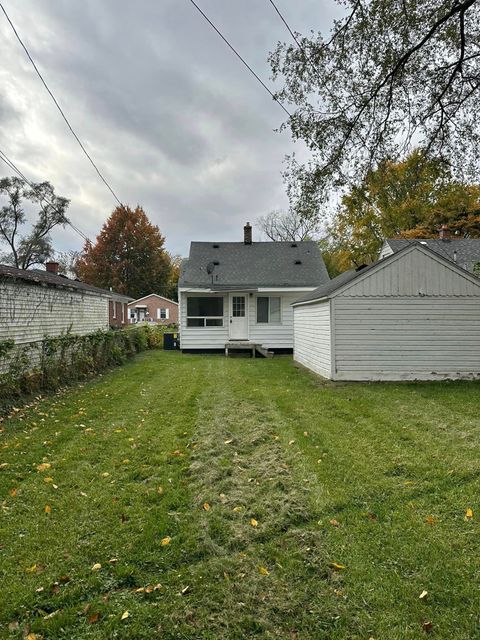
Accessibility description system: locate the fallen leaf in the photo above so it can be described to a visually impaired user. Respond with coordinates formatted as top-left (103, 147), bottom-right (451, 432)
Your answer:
top-left (44, 477), bottom-right (54, 483)
top-left (121, 611), bottom-right (129, 620)
top-left (422, 620), bottom-right (433, 633)
top-left (26, 634), bottom-right (39, 640)
top-left (259, 566), bottom-right (269, 575)
top-left (44, 505), bottom-right (51, 515)
top-left (465, 507), bottom-right (473, 520)
top-left (170, 450), bottom-right (184, 457)
top-left (101, 472), bottom-right (110, 478)
top-left (425, 515), bottom-right (435, 525)
top-left (87, 612), bottom-right (100, 624)
top-left (367, 512), bottom-right (377, 521)
top-left (161, 536), bottom-right (171, 546)
top-left (419, 590), bottom-right (428, 599)
top-left (203, 502), bottom-right (210, 511)
top-left (181, 585), bottom-right (190, 594)
top-left (35, 586), bottom-right (44, 593)
top-left (25, 564), bottom-right (37, 573)
top-left (233, 506), bottom-right (243, 512)
top-left (109, 557), bottom-right (118, 563)
top-left (288, 440), bottom-right (295, 445)
top-left (224, 439), bottom-right (233, 444)
top-left (37, 463), bottom-right (51, 472)
top-left (157, 486), bottom-right (163, 495)
top-left (329, 519), bottom-right (340, 527)
top-left (91, 563), bottom-right (102, 571)
top-left (330, 562), bottom-right (346, 570)
top-left (145, 584), bottom-right (154, 593)
top-left (250, 518), bottom-right (258, 527)
top-left (8, 621), bottom-right (19, 631)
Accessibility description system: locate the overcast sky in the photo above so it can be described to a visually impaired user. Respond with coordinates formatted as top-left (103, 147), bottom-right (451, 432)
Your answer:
top-left (0, 0), bottom-right (338, 257)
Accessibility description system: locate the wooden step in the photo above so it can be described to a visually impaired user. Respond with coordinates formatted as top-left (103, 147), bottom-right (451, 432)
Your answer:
top-left (255, 344), bottom-right (274, 359)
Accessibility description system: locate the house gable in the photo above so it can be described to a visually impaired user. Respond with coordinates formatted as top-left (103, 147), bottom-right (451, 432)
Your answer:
top-left (335, 244), bottom-right (480, 298)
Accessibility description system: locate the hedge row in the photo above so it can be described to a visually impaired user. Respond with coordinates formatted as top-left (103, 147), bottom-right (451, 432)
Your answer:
top-left (0, 325), bottom-right (165, 411)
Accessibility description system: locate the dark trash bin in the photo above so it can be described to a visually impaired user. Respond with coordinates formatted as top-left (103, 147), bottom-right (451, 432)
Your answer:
top-left (163, 332), bottom-right (180, 350)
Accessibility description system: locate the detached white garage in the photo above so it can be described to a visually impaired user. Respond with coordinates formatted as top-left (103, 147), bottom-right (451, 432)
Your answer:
top-left (293, 243), bottom-right (480, 381)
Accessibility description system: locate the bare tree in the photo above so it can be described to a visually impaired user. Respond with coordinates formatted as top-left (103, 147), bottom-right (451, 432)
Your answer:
top-left (257, 209), bottom-right (320, 241)
top-left (0, 177), bottom-right (69, 269)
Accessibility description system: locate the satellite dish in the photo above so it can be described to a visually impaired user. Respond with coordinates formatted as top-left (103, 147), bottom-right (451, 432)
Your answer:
top-left (206, 262), bottom-right (215, 275)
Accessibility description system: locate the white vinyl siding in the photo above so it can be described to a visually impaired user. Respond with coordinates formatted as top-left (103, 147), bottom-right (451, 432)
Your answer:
top-left (334, 298), bottom-right (480, 381)
top-left (293, 300), bottom-right (331, 378)
top-left (249, 292), bottom-right (301, 349)
top-left (0, 280), bottom-right (109, 346)
top-left (180, 293), bottom-right (229, 348)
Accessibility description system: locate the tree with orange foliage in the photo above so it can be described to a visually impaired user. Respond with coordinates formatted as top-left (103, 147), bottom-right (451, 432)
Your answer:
top-left (76, 205), bottom-right (172, 299)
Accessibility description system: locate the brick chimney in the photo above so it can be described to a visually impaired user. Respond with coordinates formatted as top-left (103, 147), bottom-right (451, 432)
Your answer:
top-left (439, 225), bottom-right (450, 241)
top-left (244, 222), bottom-right (252, 245)
top-left (45, 261), bottom-right (59, 275)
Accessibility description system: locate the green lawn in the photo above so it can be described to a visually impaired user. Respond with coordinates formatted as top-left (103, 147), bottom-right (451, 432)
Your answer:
top-left (1, 351), bottom-right (479, 639)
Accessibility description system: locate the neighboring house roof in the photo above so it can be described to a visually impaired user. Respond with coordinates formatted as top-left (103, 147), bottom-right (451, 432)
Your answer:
top-left (0, 264), bottom-right (132, 301)
top-left (383, 238), bottom-right (480, 272)
top-left (293, 242), bottom-right (480, 305)
top-left (128, 293), bottom-right (178, 305)
top-left (179, 241), bottom-right (329, 288)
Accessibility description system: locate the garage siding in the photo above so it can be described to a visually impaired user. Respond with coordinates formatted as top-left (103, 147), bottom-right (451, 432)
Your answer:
top-left (334, 297), bottom-right (480, 380)
top-left (293, 300), bottom-right (331, 378)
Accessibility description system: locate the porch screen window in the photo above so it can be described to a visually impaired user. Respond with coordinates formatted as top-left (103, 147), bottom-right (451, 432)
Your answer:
top-left (256, 296), bottom-right (281, 323)
top-left (187, 297), bottom-right (223, 327)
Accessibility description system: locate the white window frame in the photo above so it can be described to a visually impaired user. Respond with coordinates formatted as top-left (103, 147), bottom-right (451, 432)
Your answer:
top-left (186, 296), bottom-right (224, 328)
top-left (255, 296), bottom-right (282, 324)
top-left (158, 308), bottom-right (168, 320)
top-left (112, 300), bottom-right (117, 319)
top-left (121, 303), bottom-right (125, 323)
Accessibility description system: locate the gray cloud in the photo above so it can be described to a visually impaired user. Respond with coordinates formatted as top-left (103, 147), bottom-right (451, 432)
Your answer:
top-left (0, 0), bottom-right (335, 256)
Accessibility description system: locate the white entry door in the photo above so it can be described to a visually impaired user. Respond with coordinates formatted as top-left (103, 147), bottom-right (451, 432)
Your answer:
top-left (229, 295), bottom-right (248, 339)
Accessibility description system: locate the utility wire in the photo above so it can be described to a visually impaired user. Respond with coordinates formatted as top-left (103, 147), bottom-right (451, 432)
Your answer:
top-left (268, 0), bottom-right (303, 50)
top-left (0, 2), bottom-right (123, 207)
top-left (187, 0), bottom-right (293, 119)
top-left (0, 148), bottom-right (91, 243)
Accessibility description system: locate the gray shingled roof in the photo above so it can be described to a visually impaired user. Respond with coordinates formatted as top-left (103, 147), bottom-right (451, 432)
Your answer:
top-left (0, 264), bottom-right (132, 300)
top-left (179, 241), bottom-right (329, 288)
top-left (386, 238), bottom-right (480, 272)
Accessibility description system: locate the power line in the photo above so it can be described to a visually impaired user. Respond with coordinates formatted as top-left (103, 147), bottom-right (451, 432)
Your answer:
top-left (0, 2), bottom-right (123, 207)
top-left (268, 0), bottom-right (303, 51)
top-left (187, 0), bottom-right (293, 120)
top-left (0, 148), bottom-right (91, 244)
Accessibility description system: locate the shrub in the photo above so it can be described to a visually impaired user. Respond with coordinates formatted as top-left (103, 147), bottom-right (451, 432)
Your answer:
top-left (0, 325), bottom-right (164, 413)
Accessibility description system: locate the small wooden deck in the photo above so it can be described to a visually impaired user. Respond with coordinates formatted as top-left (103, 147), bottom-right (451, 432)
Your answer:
top-left (225, 341), bottom-right (274, 358)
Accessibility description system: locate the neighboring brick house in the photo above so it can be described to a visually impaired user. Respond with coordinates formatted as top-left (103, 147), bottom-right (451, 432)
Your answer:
top-left (128, 294), bottom-right (178, 325)
top-left (108, 292), bottom-right (133, 328)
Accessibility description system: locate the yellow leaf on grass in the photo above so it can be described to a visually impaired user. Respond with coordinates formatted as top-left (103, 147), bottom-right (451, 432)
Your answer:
top-left (203, 502), bottom-right (210, 511)
top-left (101, 472), bottom-right (110, 478)
top-left (44, 477), bottom-right (54, 483)
top-left (330, 562), bottom-right (346, 570)
top-left (44, 505), bottom-right (51, 514)
top-left (161, 536), bottom-right (171, 546)
top-left (121, 611), bottom-right (129, 620)
top-left (26, 634), bottom-right (39, 640)
top-left (157, 486), bottom-right (163, 495)
top-left (329, 519), bottom-right (340, 527)
top-left (250, 518), bottom-right (258, 527)
top-left (233, 506), bottom-right (243, 512)
top-left (91, 563), bottom-right (102, 571)
top-left (9, 488), bottom-right (17, 497)
top-left (425, 515), bottom-right (435, 525)
top-left (25, 564), bottom-right (37, 573)
top-left (37, 463), bottom-right (51, 472)
top-left (465, 508), bottom-right (473, 519)
top-left (419, 590), bottom-right (428, 599)
top-left (259, 566), bottom-right (269, 576)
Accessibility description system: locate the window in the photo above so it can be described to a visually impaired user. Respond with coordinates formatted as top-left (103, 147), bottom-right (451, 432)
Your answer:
top-left (187, 296), bottom-right (223, 327)
top-left (256, 296), bottom-right (281, 323)
top-left (112, 300), bottom-right (116, 319)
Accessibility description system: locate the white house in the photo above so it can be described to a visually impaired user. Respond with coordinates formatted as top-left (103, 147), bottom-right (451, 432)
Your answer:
top-left (0, 262), bottom-right (131, 349)
top-left (293, 243), bottom-right (480, 381)
top-left (178, 223), bottom-right (330, 354)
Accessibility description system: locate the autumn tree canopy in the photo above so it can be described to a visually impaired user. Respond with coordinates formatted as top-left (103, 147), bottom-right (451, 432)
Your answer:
top-left (328, 150), bottom-right (480, 267)
top-left (76, 206), bottom-right (172, 299)
top-left (270, 0), bottom-right (480, 218)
